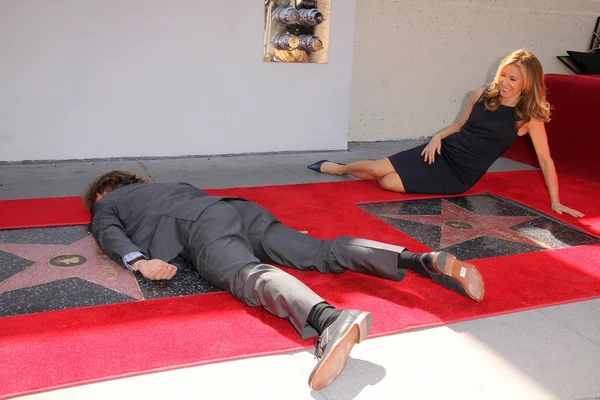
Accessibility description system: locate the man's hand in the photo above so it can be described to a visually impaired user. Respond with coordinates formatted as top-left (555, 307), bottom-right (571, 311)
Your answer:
top-left (134, 259), bottom-right (177, 280)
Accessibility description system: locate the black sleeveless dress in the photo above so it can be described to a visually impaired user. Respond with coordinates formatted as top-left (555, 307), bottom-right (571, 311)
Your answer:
top-left (388, 101), bottom-right (519, 194)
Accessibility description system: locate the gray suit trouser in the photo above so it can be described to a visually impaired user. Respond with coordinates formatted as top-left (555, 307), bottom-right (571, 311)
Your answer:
top-left (181, 199), bottom-right (408, 339)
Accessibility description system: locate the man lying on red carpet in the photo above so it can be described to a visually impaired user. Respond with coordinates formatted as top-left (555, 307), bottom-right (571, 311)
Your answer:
top-left (84, 170), bottom-right (485, 391)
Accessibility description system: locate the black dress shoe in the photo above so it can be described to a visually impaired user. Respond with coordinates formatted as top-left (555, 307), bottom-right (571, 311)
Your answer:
top-left (307, 160), bottom-right (345, 173)
top-left (419, 252), bottom-right (485, 302)
top-left (308, 309), bottom-right (372, 390)
top-left (307, 159), bottom-right (328, 173)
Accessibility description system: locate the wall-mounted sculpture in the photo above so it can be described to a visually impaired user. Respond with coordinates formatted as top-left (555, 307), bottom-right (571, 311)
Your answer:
top-left (263, 0), bottom-right (331, 64)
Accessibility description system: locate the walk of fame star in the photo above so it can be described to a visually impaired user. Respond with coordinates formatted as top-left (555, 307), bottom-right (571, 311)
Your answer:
top-left (0, 235), bottom-right (143, 299)
top-left (359, 194), bottom-right (600, 261)
top-left (380, 200), bottom-right (549, 250)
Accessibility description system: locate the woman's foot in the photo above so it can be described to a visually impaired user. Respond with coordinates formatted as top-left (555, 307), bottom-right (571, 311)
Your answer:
top-left (307, 160), bottom-right (345, 175)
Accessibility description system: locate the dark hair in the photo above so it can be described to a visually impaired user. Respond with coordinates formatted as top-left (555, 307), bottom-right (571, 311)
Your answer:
top-left (82, 170), bottom-right (147, 210)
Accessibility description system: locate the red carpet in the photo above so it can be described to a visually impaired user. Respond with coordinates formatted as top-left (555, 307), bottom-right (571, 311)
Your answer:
top-left (1, 170), bottom-right (600, 399)
top-left (0, 196), bottom-right (91, 229)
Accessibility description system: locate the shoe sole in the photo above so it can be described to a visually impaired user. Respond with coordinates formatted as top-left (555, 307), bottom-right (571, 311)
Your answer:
top-left (308, 311), bottom-right (373, 391)
top-left (433, 252), bottom-right (485, 302)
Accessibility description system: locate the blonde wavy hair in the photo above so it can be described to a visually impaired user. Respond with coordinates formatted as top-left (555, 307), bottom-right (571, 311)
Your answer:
top-left (483, 49), bottom-right (551, 127)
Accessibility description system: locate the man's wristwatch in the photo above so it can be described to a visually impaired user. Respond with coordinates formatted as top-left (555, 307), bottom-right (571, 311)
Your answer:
top-left (126, 255), bottom-right (147, 271)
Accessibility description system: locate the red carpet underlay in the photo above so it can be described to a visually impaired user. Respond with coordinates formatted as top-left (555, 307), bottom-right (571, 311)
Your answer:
top-left (1, 170), bottom-right (599, 399)
top-left (502, 74), bottom-right (600, 184)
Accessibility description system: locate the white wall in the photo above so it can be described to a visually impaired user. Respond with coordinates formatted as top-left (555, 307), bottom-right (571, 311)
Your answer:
top-left (349, 0), bottom-right (600, 141)
top-left (0, 0), bottom-right (356, 162)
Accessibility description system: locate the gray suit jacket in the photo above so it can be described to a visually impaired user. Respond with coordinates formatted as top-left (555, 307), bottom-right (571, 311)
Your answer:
top-left (91, 182), bottom-right (229, 267)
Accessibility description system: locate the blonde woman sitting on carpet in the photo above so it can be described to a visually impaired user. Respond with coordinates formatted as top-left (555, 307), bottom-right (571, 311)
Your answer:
top-left (308, 49), bottom-right (583, 218)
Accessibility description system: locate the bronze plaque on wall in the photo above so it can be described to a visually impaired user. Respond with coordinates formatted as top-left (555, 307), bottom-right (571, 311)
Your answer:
top-left (263, 0), bottom-right (331, 64)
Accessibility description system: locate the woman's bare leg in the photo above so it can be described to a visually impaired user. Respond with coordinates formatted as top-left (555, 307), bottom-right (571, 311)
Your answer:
top-left (320, 158), bottom-right (396, 181)
top-left (377, 172), bottom-right (406, 193)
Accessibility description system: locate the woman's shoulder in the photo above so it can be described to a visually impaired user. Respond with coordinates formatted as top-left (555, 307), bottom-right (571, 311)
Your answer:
top-left (470, 87), bottom-right (486, 103)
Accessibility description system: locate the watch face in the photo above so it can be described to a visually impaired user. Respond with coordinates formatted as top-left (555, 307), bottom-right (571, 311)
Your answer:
top-left (298, 35), bottom-right (323, 52)
top-left (288, 36), bottom-right (300, 48)
top-left (274, 33), bottom-right (300, 50)
top-left (311, 39), bottom-right (323, 51)
top-left (273, 7), bottom-right (300, 24)
top-left (299, 9), bottom-right (323, 25)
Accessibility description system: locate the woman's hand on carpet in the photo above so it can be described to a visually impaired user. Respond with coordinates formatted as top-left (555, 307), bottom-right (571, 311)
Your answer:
top-left (551, 203), bottom-right (585, 218)
top-left (136, 259), bottom-right (178, 280)
top-left (422, 135), bottom-right (442, 164)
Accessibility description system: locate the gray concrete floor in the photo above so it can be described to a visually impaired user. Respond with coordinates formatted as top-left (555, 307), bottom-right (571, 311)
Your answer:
top-left (2, 141), bottom-right (599, 400)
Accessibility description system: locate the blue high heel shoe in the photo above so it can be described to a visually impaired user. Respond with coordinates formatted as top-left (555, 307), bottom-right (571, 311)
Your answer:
top-left (307, 160), bottom-right (345, 173)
